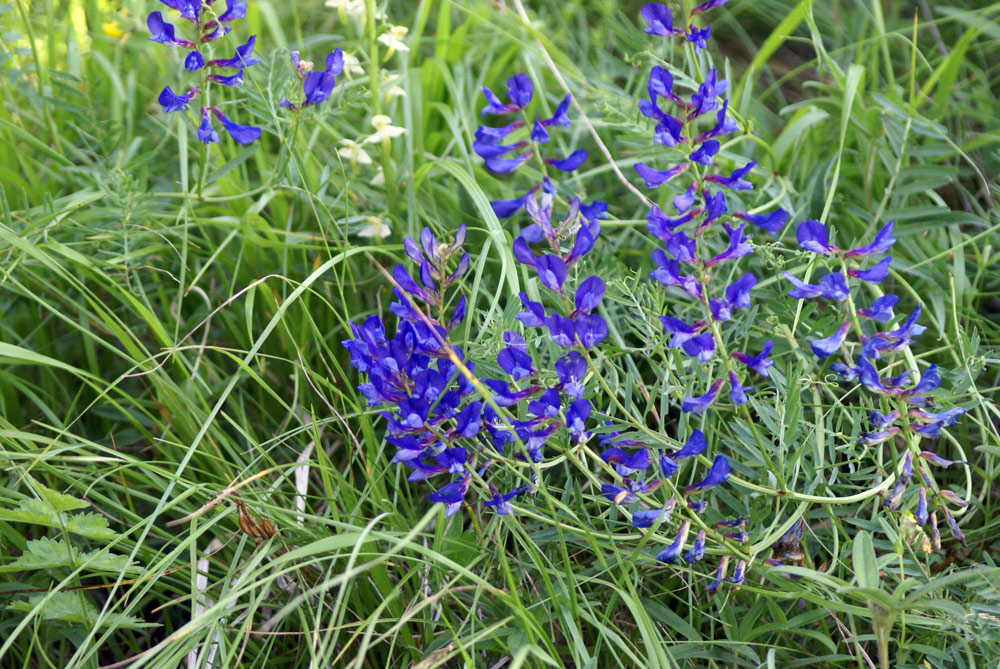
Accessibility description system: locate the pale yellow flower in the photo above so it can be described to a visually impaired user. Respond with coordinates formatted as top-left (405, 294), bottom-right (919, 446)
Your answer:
top-left (338, 139), bottom-right (373, 166)
top-left (342, 53), bottom-right (364, 76)
top-left (363, 115), bottom-right (407, 144)
top-left (369, 167), bottom-right (385, 186)
top-left (324, 0), bottom-right (365, 17)
top-left (357, 217), bottom-right (391, 239)
top-left (378, 25), bottom-right (410, 53)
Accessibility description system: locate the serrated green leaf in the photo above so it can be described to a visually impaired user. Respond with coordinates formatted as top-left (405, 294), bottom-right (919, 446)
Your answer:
top-left (30, 477), bottom-right (88, 513)
top-left (0, 499), bottom-right (62, 528)
top-left (6, 537), bottom-right (76, 571)
top-left (8, 592), bottom-right (154, 629)
top-left (65, 512), bottom-right (116, 540)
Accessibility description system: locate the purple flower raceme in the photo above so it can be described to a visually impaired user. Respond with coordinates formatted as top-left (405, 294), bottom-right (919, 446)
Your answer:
top-left (147, 0), bottom-right (261, 145)
top-left (477, 74), bottom-right (584, 179)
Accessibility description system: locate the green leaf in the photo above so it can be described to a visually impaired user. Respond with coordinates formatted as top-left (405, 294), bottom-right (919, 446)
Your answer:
top-left (65, 512), bottom-right (117, 540)
top-left (853, 531), bottom-right (879, 590)
top-left (8, 592), bottom-right (153, 629)
top-left (6, 537), bottom-right (76, 571)
top-left (31, 478), bottom-right (89, 513)
top-left (0, 499), bottom-right (61, 528)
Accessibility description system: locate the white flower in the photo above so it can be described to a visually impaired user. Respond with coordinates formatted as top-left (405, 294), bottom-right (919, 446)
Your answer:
top-left (357, 217), bottom-right (391, 239)
top-left (338, 139), bottom-right (373, 165)
top-left (385, 85), bottom-right (407, 100)
top-left (378, 25), bottom-right (410, 52)
top-left (369, 167), bottom-right (385, 186)
top-left (324, 0), bottom-right (365, 17)
top-left (363, 114), bottom-right (407, 144)
top-left (342, 52), bottom-right (364, 75)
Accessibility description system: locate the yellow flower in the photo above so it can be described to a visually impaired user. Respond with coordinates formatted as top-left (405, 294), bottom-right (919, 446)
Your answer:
top-left (102, 21), bottom-right (125, 39)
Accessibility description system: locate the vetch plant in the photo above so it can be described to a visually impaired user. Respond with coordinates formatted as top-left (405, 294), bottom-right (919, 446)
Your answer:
top-left (148, 0), bottom-right (262, 146)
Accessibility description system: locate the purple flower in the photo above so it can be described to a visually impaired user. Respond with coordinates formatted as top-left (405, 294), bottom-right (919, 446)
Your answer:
top-left (845, 221), bottom-right (896, 257)
top-left (654, 114), bottom-right (686, 147)
top-left (646, 205), bottom-right (697, 241)
top-left (530, 120), bottom-right (549, 143)
top-left (602, 483), bottom-right (637, 505)
top-left (858, 294), bottom-right (898, 322)
top-left (497, 346), bottom-right (534, 381)
top-left (555, 352), bottom-right (587, 398)
top-left (516, 292), bottom-right (547, 327)
top-left (184, 51), bottom-right (204, 72)
top-left (690, 68), bottom-right (728, 118)
top-left (709, 273), bottom-right (756, 321)
top-left (684, 529), bottom-right (707, 563)
top-left (684, 455), bottom-right (731, 493)
top-left (484, 484), bottom-right (519, 515)
top-left (641, 3), bottom-right (683, 36)
top-left (485, 153), bottom-right (532, 173)
top-left (691, 0), bottom-right (730, 15)
top-left (672, 429), bottom-right (707, 460)
top-left (705, 161), bottom-right (755, 191)
top-left (782, 272), bottom-right (849, 301)
top-left (810, 321), bottom-right (850, 359)
top-left (197, 107), bottom-right (219, 144)
top-left (686, 24), bottom-right (712, 52)
top-left (651, 251), bottom-right (703, 298)
top-left (735, 209), bottom-right (788, 235)
top-left (796, 220), bottom-right (838, 254)
top-left (659, 316), bottom-right (706, 349)
top-left (634, 162), bottom-right (689, 188)
top-left (707, 556), bottom-right (730, 594)
top-left (541, 95), bottom-right (572, 127)
top-left (642, 66), bottom-right (685, 112)
top-left (632, 505), bottom-right (674, 529)
top-left (207, 35), bottom-right (260, 69)
top-left (705, 223), bottom-right (752, 267)
top-left (848, 257), bottom-right (891, 283)
top-left (728, 371), bottom-right (752, 404)
top-left (575, 276), bottom-right (605, 314)
top-left (576, 314), bottom-right (609, 348)
top-left (689, 139), bottom-right (720, 165)
top-left (701, 189), bottom-right (727, 228)
top-left (674, 184), bottom-right (697, 213)
top-left (207, 69), bottom-right (244, 87)
top-left (535, 254), bottom-right (568, 292)
top-left (481, 73), bottom-right (533, 115)
top-left (694, 99), bottom-right (738, 143)
top-left (915, 487), bottom-right (928, 526)
top-left (731, 340), bottom-right (774, 377)
top-left (681, 379), bottom-right (724, 414)
top-left (147, 12), bottom-right (196, 48)
top-left (920, 450), bottom-right (968, 469)
top-left (216, 0), bottom-right (247, 23)
top-left (157, 86), bottom-right (197, 113)
top-left (565, 399), bottom-right (591, 442)
top-left (655, 521), bottom-right (691, 564)
top-left (490, 190), bottom-right (532, 218)
top-left (429, 476), bottom-right (471, 517)
top-left (545, 149), bottom-right (588, 172)
top-left (210, 107), bottom-right (261, 145)
top-left (602, 448), bottom-right (651, 476)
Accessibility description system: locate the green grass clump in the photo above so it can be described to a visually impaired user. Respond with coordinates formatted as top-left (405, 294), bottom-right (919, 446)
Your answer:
top-left (1, 1), bottom-right (999, 667)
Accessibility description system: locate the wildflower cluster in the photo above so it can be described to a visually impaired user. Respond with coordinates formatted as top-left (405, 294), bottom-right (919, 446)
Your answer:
top-left (147, 0), bottom-right (262, 145)
top-left (341, 0), bottom-right (974, 595)
top-left (783, 218), bottom-right (971, 551)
